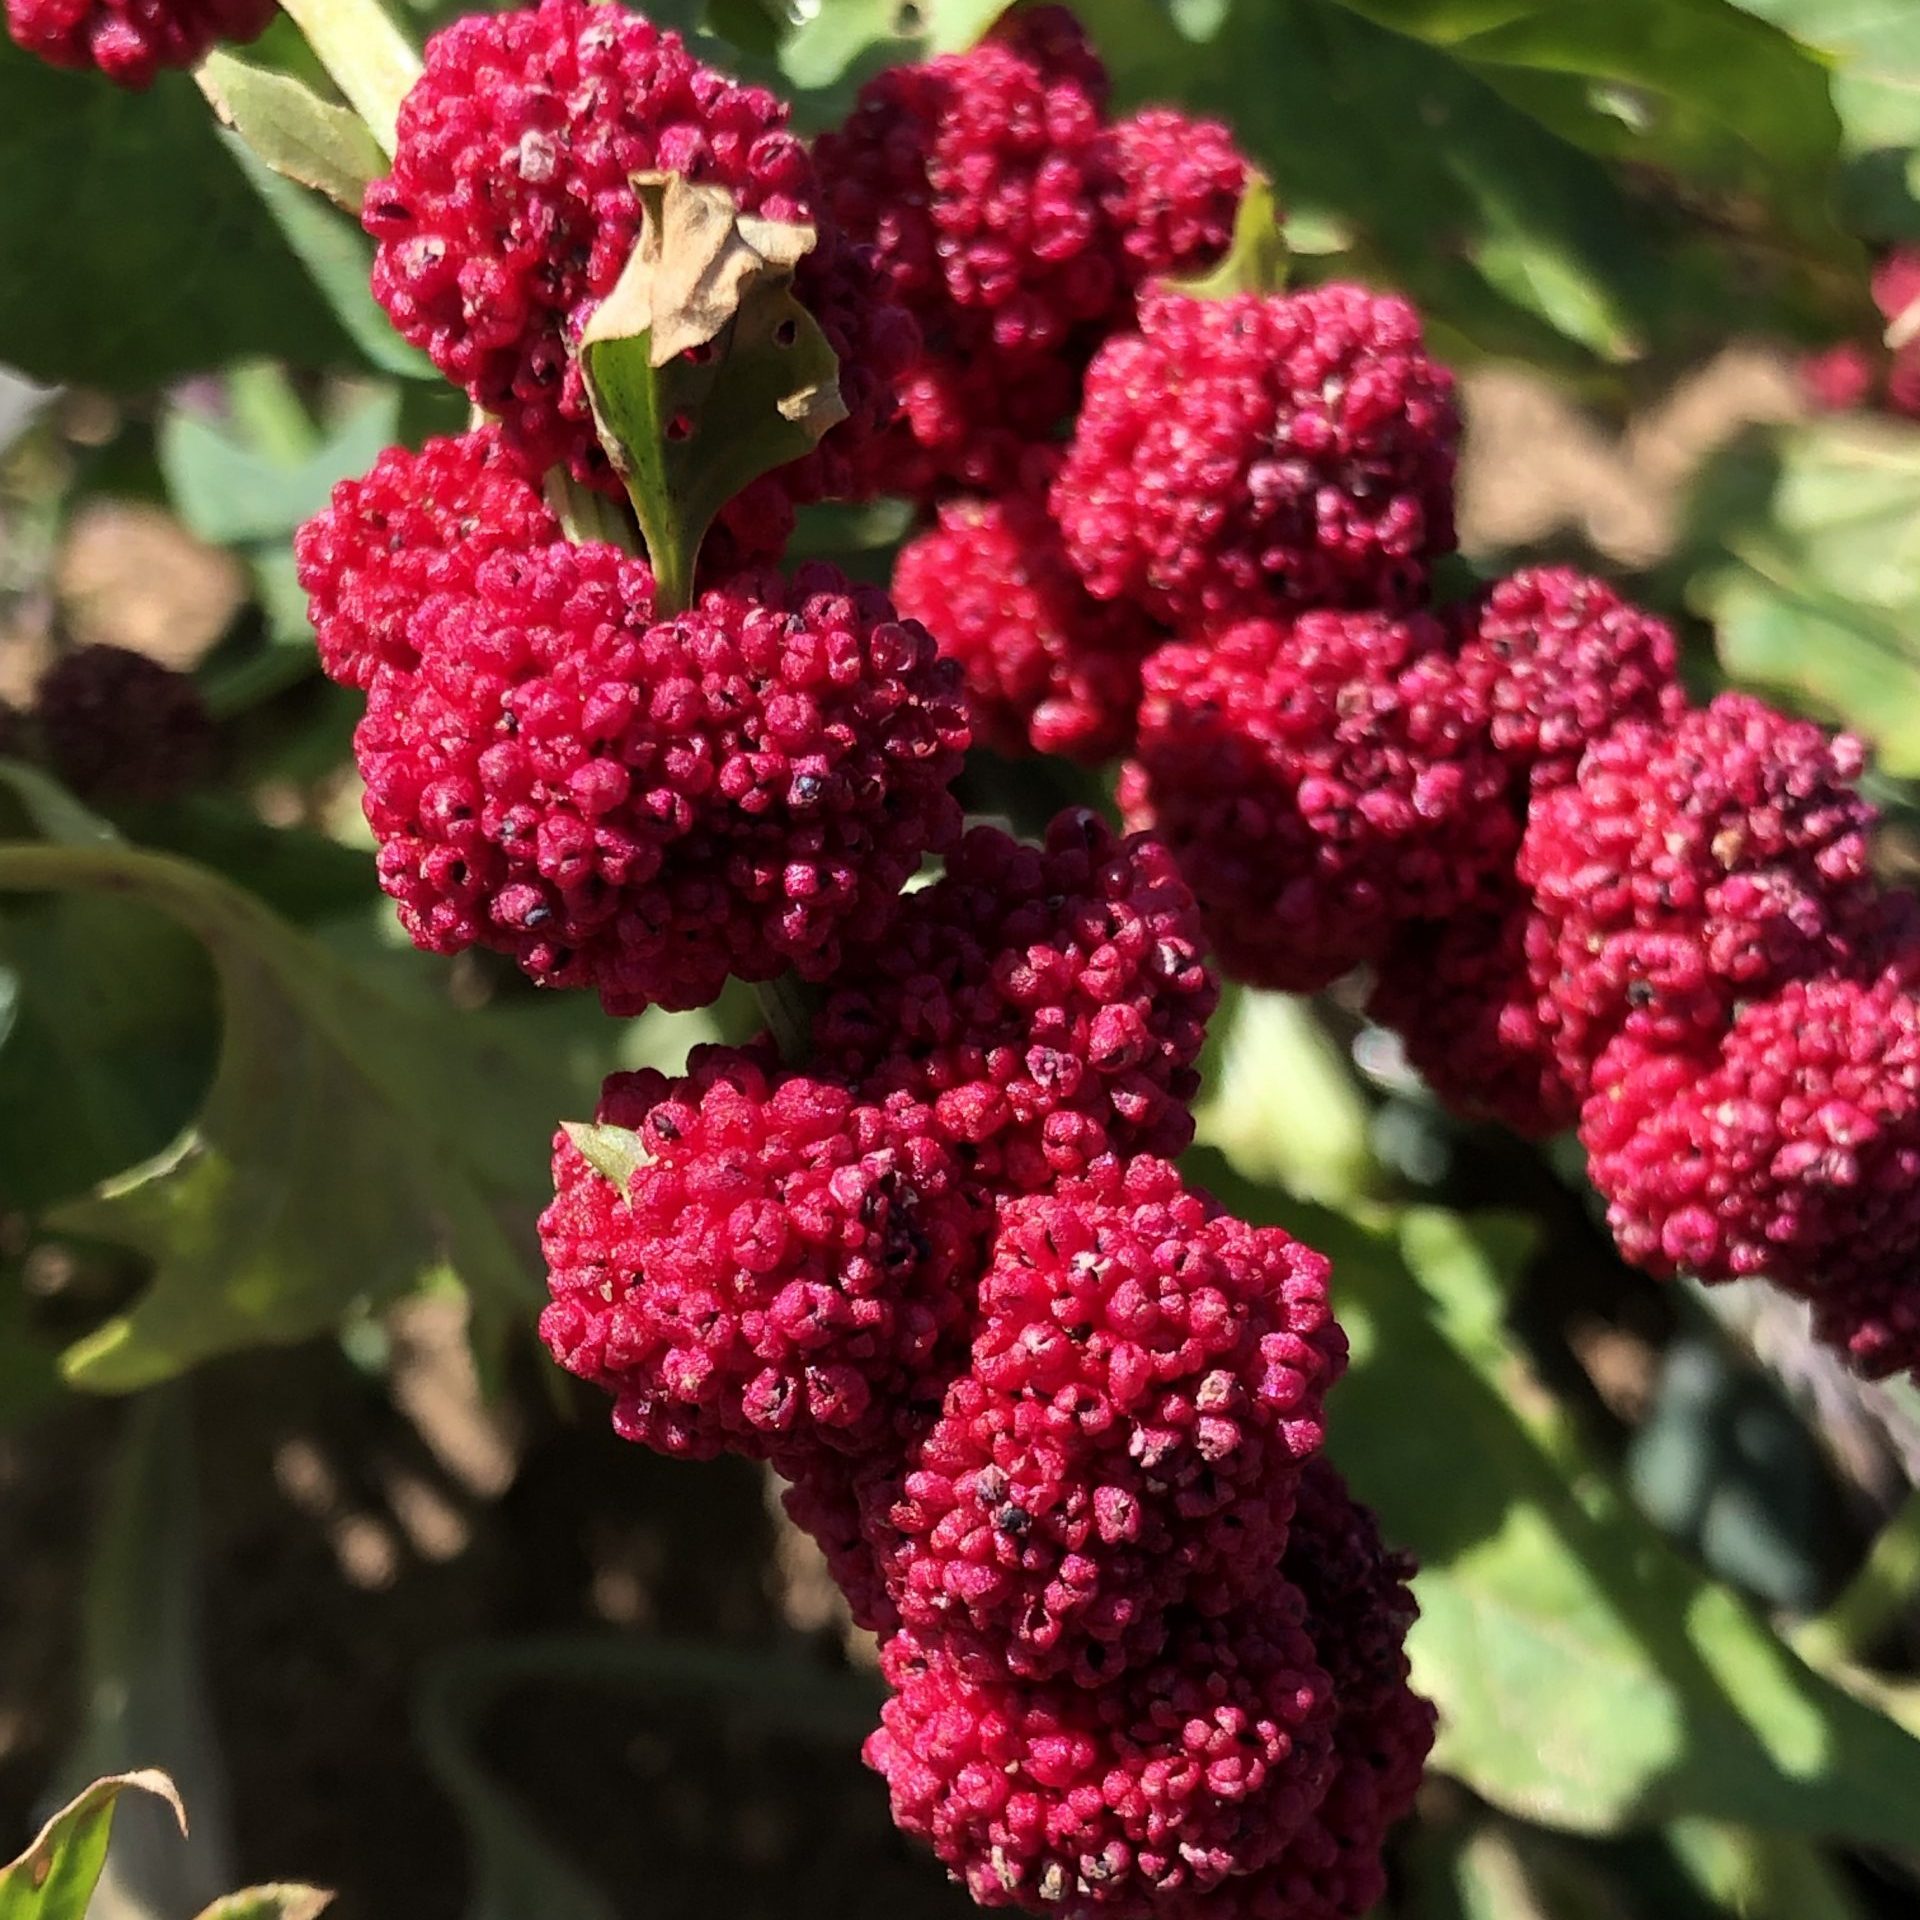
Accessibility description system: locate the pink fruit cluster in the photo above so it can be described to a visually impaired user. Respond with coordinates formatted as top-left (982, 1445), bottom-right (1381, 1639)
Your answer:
top-left (287, 12), bottom-right (1435, 1914)
top-left (1803, 248), bottom-right (1920, 418)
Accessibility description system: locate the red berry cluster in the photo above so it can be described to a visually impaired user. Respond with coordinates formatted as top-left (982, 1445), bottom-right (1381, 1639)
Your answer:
top-left (814, 6), bottom-right (1248, 500)
top-left (289, 15), bottom-right (1435, 1910)
top-left (865, 82), bottom-right (1920, 1374)
top-left (0, 644), bottom-right (213, 802)
top-left (5, 0), bottom-right (271, 86)
top-left (538, 824), bottom-right (1434, 1916)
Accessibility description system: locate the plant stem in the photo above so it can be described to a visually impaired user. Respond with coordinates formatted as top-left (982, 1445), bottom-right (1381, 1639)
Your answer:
top-left (275, 0), bottom-right (421, 157)
top-left (1796, 1486), bottom-right (1920, 1667)
top-left (753, 975), bottom-right (813, 1068)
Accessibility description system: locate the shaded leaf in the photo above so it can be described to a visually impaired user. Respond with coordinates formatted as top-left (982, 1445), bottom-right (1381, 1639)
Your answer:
top-left (196, 51), bottom-right (386, 209)
top-left (60, 1388), bottom-right (235, 1914)
top-left (0, 824), bottom-right (586, 1390)
top-left (0, 40), bottom-right (357, 387)
top-left (0, 766), bottom-right (220, 1213)
top-left (415, 1637), bottom-right (879, 1920)
top-left (0, 1773), bottom-right (184, 1920)
top-left (1189, 1150), bottom-right (1920, 1841)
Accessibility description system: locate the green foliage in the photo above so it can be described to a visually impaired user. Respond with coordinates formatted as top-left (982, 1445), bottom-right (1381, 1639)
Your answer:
top-left (0, 1773), bottom-right (184, 1920)
top-left (0, 39), bottom-right (363, 386)
top-left (1190, 1153), bottom-right (1920, 1845)
top-left (579, 174), bottom-right (846, 609)
top-left (197, 50), bottom-right (388, 209)
top-left (1677, 416), bottom-right (1920, 775)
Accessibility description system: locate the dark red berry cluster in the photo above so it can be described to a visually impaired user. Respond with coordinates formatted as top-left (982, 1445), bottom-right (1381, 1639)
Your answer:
top-left (288, 15), bottom-right (1435, 1911)
top-left (5, 0), bottom-right (271, 86)
top-left (0, 644), bottom-right (213, 802)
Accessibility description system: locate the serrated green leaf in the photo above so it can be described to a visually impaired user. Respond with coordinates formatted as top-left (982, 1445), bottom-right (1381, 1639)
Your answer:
top-left (0, 39), bottom-right (359, 387)
top-left (581, 174), bottom-right (845, 611)
top-left (0, 1773), bottom-right (184, 1920)
top-left (196, 51), bottom-right (387, 209)
top-left (1188, 1151), bottom-right (1920, 1842)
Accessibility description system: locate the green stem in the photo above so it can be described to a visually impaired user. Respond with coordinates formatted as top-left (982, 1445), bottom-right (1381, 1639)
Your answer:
top-left (1796, 1486), bottom-right (1920, 1667)
top-left (753, 975), bottom-right (813, 1068)
top-left (275, 0), bottom-right (421, 157)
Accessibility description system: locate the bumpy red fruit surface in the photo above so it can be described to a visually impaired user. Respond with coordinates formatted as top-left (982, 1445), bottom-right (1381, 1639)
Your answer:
top-left (356, 549), bottom-right (968, 1012)
top-left (1098, 106), bottom-right (1248, 285)
top-left (866, 1597), bottom-right (1337, 1916)
top-left (1054, 285), bottom-right (1459, 625)
top-left (35, 645), bottom-right (213, 802)
top-left (865, 1155), bottom-right (1345, 1683)
top-left (6, 0), bottom-right (272, 86)
top-left (1162, 1462), bottom-right (1435, 1920)
top-left (1370, 897), bottom-right (1579, 1137)
top-left (540, 1044), bottom-right (987, 1459)
top-left (892, 459), bottom-right (1160, 763)
top-left (1520, 694), bottom-right (1881, 1084)
top-left (810, 810), bottom-right (1218, 1188)
top-left (1583, 971), bottom-right (1920, 1377)
top-left (1123, 611), bottom-right (1513, 994)
top-left (362, 0), bottom-right (909, 542)
top-left (1449, 567), bottom-right (1684, 795)
top-left (814, 8), bottom-right (1119, 498)
top-left (295, 427), bottom-right (559, 690)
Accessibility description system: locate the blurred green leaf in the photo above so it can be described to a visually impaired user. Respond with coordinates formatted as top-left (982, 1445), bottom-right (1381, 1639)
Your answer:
top-left (0, 810), bottom-right (591, 1389)
top-left (0, 1773), bottom-right (184, 1920)
top-left (1190, 1152), bottom-right (1920, 1842)
top-left (1727, 1), bottom-right (1920, 234)
top-left (61, 1387), bottom-right (235, 1915)
top-left (0, 766), bottom-right (220, 1213)
top-left (1666, 1819), bottom-right (1868, 1920)
top-left (0, 41), bottom-right (359, 387)
top-left (193, 1889), bottom-right (333, 1920)
top-left (1679, 417), bottom-right (1920, 775)
top-left (0, 1269), bottom-right (61, 1432)
top-left (110, 800), bottom-right (377, 927)
top-left (1192, 988), bottom-right (1377, 1204)
top-left (780, 0), bottom-right (1010, 90)
top-left (159, 383), bottom-right (398, 549)
top-left (219, 135), bottom-right (440, 382)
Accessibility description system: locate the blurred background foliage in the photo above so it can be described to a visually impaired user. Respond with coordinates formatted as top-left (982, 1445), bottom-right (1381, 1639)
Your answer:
top-left (6, 0), bottom-right (1920, 1916)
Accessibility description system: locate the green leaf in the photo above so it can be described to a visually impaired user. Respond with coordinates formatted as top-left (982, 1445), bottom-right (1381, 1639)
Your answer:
top-left (219, 135), bottom-right (440, 382)
top-left (1168, 171), bottom-right (1289, 299)
top-left (1188, 1152), bottom-right (1920, 1842)
top-left (0, 1772), bottom-right (185, 1920)
top-left (0, 829), bottom-right (588, 1392)
top-left (559, 1122), bottom-right (650, 1195)
top-left (1087, 0), bottom-right (1848, 366)
top-left (581, 174), bottom-right (846, 612)
top-left (274, 0), bottom-right (422, 157)
top-left (159, 383), bottom-right (400, 548)
top-left (196, 51), bottom-right (387, 209)
top-left (60, 1388), bottom-right (235, 1914)
top-left (193, 1889), bottom-right (334, 1920)
top-left (1677, 417), bottom-right (1920, 775)
top-left (0, 39), bottom-right (358, 387)
top-left (779, 0), bottom-right (1011, 90)
top-left (1666, 1819), bottom-right (1869, 1920)
top-left (0, 766), bottom-right (220, 1213)
top-left (0, 1271), bottom-right (62, 1433)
